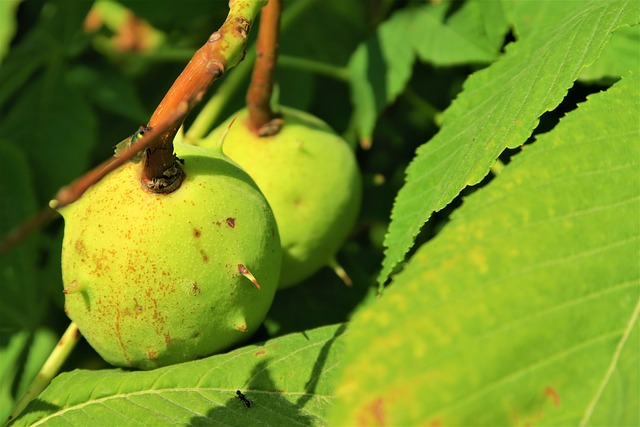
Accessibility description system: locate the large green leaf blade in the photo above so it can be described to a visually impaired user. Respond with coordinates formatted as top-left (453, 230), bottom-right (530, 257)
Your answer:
top-left (14, 324), bottom-right (347, 426)
top-left (379, 0), bottom-right (640, 285)
top-left (330, 75), bottom-right (640, 425)
top-left (580, 25), bottom-right (640, 82)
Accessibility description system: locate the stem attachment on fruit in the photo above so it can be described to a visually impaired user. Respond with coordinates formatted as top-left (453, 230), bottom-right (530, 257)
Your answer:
top-left (142, 0), bottom-right (267, 193)
top-left (246, 0), bottom-right (283, 136)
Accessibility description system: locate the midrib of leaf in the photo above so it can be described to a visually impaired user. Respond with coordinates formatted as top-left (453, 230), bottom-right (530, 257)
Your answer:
top-left (379, 0), bottom-right (638, 287)
top-left (579, 297), bottom-right (640, 426)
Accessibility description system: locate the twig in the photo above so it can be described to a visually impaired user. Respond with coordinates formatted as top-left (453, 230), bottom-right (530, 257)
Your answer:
top-left (188, 0), bottom-right (316, 141)
top-left (246, 0), bottom-right (282, 135)
top-left (142, 0), bottom-right (267, 192)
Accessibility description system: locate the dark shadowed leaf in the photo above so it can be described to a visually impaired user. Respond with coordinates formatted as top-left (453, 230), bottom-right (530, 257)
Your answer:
top-left (0, 66), bottom-right (97, 203)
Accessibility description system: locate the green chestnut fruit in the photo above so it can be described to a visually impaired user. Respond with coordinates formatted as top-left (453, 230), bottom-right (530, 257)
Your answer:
top-left (59, 142), bottom-right (281, 369)
top-left (204, 107), bottom-right (361, 288)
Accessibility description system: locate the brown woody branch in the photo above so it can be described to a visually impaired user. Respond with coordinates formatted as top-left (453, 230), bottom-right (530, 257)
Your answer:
top-left (142, 0), bottom-right (265, 192)
top-left (246, 0), bottom-right (282, 136)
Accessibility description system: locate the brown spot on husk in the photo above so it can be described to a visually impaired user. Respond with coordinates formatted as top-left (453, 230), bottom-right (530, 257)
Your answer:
top-left (191, 282), bottom-right (201, 295)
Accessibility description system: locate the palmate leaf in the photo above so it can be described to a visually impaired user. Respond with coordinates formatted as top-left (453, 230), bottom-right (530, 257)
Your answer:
top-left (378, 0), bottom-right (640, 286)
top-left (13, 324), bottom-right (347, 427)
top-left (329, 74), bottom-right (640, 426)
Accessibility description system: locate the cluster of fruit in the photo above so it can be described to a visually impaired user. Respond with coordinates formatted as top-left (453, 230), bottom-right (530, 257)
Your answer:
top-left (60, 107), bottom-right (361, 369)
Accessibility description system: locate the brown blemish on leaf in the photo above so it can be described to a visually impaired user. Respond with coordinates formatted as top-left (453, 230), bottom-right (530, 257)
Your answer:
top-left (200, 249), bottom-right (209, 263)
top-left (147, 351), bottom-right (157, 360)
top-left (255, 349), bottom-right (267, 356)
top-left (193, 228), bottom-right (202, 238)
top-left (238, 264), bottom-right (261, 289)
top-left (544, 386), bottom-right (560, 407)
top-left (164, 332), bottom-right (172, 345)
top-left (226, 217), bottom-right (236, 228)
top-left (358, 397), bottom-right (385, 426)
top-left (235, 324), bottom-right (248, 332)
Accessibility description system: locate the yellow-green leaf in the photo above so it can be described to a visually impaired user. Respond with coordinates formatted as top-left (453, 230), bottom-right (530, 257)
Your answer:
top-left (379, 0), bottom-right (640, 286)
top-left (330, 74), bottom-right (639, 426)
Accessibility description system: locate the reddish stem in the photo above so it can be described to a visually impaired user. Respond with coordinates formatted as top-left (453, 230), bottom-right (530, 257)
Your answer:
top-left (143, 4), bottom-right (258, 192)
top-left (246, 0), bottom-right (282, 136)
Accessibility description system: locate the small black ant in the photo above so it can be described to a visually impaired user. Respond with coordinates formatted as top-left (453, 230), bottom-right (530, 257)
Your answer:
top-left (236, 390), bottom-right (252, 408)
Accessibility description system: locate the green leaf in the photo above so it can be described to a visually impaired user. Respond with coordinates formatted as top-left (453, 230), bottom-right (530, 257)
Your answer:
top-left (280, 0), bottom-right (368, 66)
top-left (502, 0), bottom-right (579, 39)
top-left (0, 0), bottom-right (22, 64)
top-left (0, 141), bottom-right (44, 330)
top-left (348, 7), bottom-right (415, 146)
top-left (379, 0), bottom-right (640, 286)
top-left (410, 2), bottom-right (503, 66)
top-left (476, 1), bottom-right (509, 50)
top-left (504, 2), bottom-right (640, 84)
top-left (0, 141), bottom-right (57, 426)
top-left (67, 66), bottom-right (149, 123)
top-left (349, 1), bottom-right (505, 144)
top-left (0, 329), bottom-right (58, 423)
top-left (0, 66), bottom-right (98, 203)
top-left (0, 0), bottom-right (92, 107)
top-left (14, 324), bottom-right (347, 426)
top-left (329, 75), bottom-right (640, 425)
top-left (580, 25), bottom-right (640, 82)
